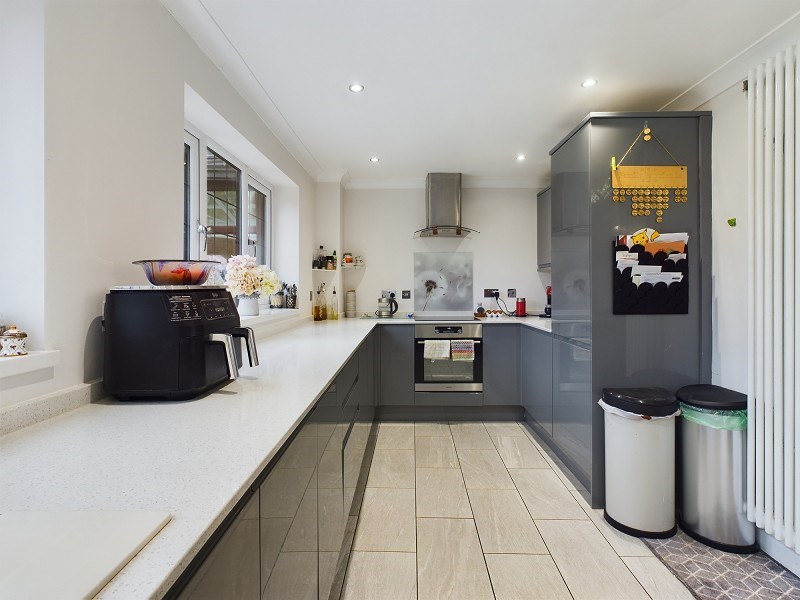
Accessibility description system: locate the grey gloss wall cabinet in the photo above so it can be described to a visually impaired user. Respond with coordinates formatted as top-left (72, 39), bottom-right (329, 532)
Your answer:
top-left (521, 326), bottom-right (553, 436)
top-left (379, 325), bottom-right (414, 405)
top-left (548, 112), bottom-right (712, 506)
top-left (483, 325), bottom-right (520, 405)
top-left (175, 333), bottom-right (377, 600)
top-left (537, 187), bottom-right (551, 269)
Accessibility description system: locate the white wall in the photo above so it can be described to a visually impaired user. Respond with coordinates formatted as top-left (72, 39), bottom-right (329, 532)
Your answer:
top-left (0, 0), bottom-right (45, 348)
top-left (0, 0), bottom-right (316, 408)
top-left (342, 187), bottom-right (546, 315)
top-left (698, 84), bottom-right (749, 393)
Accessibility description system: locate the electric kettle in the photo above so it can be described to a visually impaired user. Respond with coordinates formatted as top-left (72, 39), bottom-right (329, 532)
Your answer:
top-left (376, 292), bottom-right (398, 317)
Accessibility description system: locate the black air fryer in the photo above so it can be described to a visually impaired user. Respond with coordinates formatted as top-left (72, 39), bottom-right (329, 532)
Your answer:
top-left (103, 286), bottom-right (258, 400)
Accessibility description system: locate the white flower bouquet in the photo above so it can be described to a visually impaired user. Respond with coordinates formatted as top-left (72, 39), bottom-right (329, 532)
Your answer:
top-left (225, 254), bottom-right (280, 298)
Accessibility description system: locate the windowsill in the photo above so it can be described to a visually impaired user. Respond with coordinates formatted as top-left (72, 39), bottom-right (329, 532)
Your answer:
top-left (239, 308), bottom-right (304, 328)
top-left (0, 350), bottom-right (61, 379)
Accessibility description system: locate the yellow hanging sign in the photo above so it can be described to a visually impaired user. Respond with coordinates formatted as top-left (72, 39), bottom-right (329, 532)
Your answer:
top-left (611, 165), bottom-right (687, 189)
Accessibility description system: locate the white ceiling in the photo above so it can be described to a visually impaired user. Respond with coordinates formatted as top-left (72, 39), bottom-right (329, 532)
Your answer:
top-left (165, 0), bottom-right (800, 189)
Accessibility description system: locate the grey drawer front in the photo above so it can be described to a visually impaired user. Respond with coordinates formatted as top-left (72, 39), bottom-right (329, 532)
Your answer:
top-left (414, 392), bottom-right (484, 406)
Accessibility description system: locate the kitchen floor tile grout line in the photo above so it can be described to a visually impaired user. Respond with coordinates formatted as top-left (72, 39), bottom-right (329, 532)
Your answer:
top-left (510, 423), bottom-right (656, 599)
top-left (485, 420), bottom-right (576, 600)
top-left (345, 419), bottom-right (690, 600)
top-left (449, 420), bottom-right (498, 600)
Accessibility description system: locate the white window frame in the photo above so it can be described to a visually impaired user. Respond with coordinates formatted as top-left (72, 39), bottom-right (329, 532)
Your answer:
top-left (184, 122), bottom-right (273, 267)
top-left (246, 176), bottom-right (273, 267)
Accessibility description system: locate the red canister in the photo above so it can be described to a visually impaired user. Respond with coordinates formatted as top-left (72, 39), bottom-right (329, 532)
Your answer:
top-left (515, 298), bottom-right (527, 317)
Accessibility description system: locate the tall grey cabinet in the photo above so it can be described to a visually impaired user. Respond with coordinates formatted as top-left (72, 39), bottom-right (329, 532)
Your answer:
top-left (548, 112), bottom-right (712, 507)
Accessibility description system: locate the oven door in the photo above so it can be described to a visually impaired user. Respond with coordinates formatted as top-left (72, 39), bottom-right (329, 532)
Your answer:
top-left (414, 338), bottom-right (483, 392)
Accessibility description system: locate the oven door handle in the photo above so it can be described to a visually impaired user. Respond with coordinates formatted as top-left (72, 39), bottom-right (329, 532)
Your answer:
top-left (416, 340), bottom-right (481, 344)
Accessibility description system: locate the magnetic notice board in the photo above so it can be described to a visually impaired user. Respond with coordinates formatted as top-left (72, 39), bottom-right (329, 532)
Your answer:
top-left (613, 229), bottom-right (689, 315)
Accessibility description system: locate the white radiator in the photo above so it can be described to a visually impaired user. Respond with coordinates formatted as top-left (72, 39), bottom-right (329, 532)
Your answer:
top-left (747, 42), bottom-right (800, 551)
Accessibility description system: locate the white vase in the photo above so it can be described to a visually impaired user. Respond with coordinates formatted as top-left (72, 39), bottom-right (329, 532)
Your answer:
top-left (237, 295), bottom-right (260, 316)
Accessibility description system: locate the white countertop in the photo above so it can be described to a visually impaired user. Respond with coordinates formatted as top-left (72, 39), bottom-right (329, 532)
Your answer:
top-left (0, 317), bottom-right (551, 598)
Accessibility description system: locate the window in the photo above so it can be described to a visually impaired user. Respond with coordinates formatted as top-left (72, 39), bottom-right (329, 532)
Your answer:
top-left (206, 149), bottom-right (241, 258)
top-left (183, 127), bottom-right (271, 266)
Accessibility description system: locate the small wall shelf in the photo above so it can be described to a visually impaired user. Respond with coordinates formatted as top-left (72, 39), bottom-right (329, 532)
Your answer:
top-left (0, 350), bottom-right (60, 379)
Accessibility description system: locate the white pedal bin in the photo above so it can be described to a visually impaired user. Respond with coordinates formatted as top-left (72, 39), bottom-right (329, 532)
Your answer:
top-left (600, 387), bottom-right (679, 538)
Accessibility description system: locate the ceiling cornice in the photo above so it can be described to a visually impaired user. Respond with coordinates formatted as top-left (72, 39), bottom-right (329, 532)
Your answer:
top-left (662, 11), bottom-right (800, 110)
top-left (161, 0), bottom-right (323, 179)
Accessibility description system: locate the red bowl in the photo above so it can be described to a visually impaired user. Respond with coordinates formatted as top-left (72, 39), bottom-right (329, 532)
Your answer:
top-left (133, 260), bottom-right (219, 286)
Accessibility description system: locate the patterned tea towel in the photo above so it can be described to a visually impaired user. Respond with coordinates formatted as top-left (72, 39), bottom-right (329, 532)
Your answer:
top-left (423, 340), bottom-right (451, 360)
top-left (451, 340), bottom-right (475, 361)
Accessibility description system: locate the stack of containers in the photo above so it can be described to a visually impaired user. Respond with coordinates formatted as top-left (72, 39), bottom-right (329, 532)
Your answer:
top-left (345, 290), bottom-right (357, 318)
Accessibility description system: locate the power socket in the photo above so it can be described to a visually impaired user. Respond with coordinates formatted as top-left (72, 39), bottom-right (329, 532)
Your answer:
top-left (381, 289), bottom-right (396, 298)
top-left (507, 288), bottom-right (516, 298)
top-left (483, 288), bottom-right (499, 298)
top-left (401, 290), bottom-right (411, 299)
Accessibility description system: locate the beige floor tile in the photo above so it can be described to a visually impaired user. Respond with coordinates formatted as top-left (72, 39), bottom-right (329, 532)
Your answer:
top-left (353, 488), bottom-right (416, 551)
top-left (375, 422), bottom-right (415, 449)
top-left (622, 556), bottom-right (694, 600)
top-left (485, 554), bottom-right (571, 600)
top-left (415, 435), bottom-right (459, 468)
top-left (483, 421), bottom-right (526, 437)
top-left (262, 552), bottom-right (318, 600)
top-left (492, 435), bottom-right (549, 469)
top-left (416, 468), bottom-right (472, 518)
top-left (457, 448), bottom-right (516, 489)
top-left (342, 552), bottom-right (417, 600)
top-left (509, 469), bottom-right (587, 520)
top-left (416, 518), bottom-right (494, 600)
top-left (366, 449), bottom-right (415, 488)
top-left (467, 489), bottom-right (547, 554)
top-left (537, 520), bottom-right (649, 600)
top-left (449, 422), bottom-right (495, 450)
top-left (415, 421), bottom-right (452, 437)
top-left (569, 491), bottom-right (653, 557)
top-left (542, 450), bottom-right (588, 492)
top-left (518, 422), bottom-right (547, 451)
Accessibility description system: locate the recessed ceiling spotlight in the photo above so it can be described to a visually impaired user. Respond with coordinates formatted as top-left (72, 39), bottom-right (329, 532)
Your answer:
top-left (349, 83), bottom-right (365, 93)
top-left (517, 154), bottom-right (526, 161)
top-left (369, 156), bottom-right (380, 163)
top-left (581, 78), bottom-right (598, 88)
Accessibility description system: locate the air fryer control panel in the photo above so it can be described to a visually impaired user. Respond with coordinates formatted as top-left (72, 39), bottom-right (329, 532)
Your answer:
top-left (200, 297), bottom-right (237, 320)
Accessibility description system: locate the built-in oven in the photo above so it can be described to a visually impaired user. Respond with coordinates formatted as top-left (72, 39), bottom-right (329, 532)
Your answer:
top-left (414, 323), bottom-right (483, 392)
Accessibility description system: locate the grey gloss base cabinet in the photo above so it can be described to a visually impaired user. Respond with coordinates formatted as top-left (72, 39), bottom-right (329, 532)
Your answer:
top-left (379, 324), bottom-right (521, 407)
top-left (173, 332), bottom-right (377, 600)
top-left (483, 325), bottom-right (519, 406)
top-left (520, 327), bottom-right (553, 436)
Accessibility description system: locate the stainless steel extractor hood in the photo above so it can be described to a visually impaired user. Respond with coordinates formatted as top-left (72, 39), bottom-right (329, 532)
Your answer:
top-left (413, 173), bottom-right (479, 238)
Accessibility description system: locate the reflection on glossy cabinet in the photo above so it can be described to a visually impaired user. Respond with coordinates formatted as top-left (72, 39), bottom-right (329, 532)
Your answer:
top-left (537, 187), bottom-right (551, 269)
top-left (552, 338), bottom-right (592, 484)
top-left (380, 325), bottom-right (414, 405)
top-left (521, 327), bottom-right (553, 436)
top-left (260, 408), bottom-right (319, 600)
top-left (175, 332), bottom-right (378, 600)
top-left (483, 325), bottom-right (520, 405)
top-left (177, 491), bottom-right (260, 600)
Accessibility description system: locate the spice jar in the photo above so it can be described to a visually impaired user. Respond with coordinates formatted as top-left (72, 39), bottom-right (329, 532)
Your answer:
top-left (0, 325), bottom-right (28, 357)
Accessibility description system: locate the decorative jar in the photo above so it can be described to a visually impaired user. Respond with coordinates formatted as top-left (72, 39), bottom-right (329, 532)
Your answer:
top-left (0, 325), bottom-right (28, 357)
